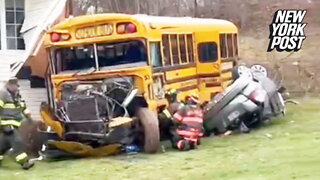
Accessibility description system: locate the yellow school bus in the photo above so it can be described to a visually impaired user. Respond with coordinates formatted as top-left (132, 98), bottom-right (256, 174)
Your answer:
top-left (41, 13), bottom-right (238, 153)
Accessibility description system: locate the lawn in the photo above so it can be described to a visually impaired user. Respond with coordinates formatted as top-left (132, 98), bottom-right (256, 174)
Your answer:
top-left (1, 97), bottom-right (320, 180)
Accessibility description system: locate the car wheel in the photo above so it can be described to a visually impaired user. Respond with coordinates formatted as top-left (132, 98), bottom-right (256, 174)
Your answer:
top-left (232, 65), bottom-right (253, 80)
top-left (135, 108), bottom-right (160, 153)
top-left (251, 64), bottom-right (268, 78)
top-left (249, 63), bottom-right (282, 88)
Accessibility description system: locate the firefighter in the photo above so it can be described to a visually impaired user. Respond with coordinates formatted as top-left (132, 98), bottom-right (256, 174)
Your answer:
top-left (158, 89), bottom-right (184, 140)
top-left (171, 94), bottom-right (204, 151)
top-left (0, 77), bottom-right (34, 169)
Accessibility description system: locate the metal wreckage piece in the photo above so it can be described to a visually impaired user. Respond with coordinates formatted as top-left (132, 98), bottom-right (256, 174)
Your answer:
top-left (27, 77), bottom-right (156, 159)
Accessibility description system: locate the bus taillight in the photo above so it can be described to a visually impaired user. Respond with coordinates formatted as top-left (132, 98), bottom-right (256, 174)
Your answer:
top-left (117, 23), bottom-right (137, 34)
top-left (50, 32), bottom-right (71, 42)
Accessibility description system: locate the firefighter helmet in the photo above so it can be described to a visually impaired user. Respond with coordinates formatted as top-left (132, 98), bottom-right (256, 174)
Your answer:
top-left (165, 89), bottom-right (178, 103)
top-left (185, 93), bottom-right (200, 105)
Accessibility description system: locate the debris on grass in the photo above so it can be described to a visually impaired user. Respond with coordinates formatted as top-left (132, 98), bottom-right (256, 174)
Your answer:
top-left (265, 133), bottom-right (273, 139)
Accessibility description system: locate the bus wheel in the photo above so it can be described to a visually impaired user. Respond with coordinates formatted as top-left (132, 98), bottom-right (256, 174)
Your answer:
top-left (136, 107), bottom-right (160, 153)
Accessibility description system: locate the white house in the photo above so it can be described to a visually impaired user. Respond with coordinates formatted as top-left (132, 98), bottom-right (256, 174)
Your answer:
top-left (0, 0), bottom-right (68, 120)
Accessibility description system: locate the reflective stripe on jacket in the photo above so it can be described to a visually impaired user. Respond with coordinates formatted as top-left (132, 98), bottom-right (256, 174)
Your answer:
top-left (173, 106), bottom-right (204, 139)
top-left (0, 89), bottom-right (26, 123)
top-left (0, 119), bottom-right (21, 127)
top-left (162, 109), bottom-right (172, 118)
top-left (173, 107), bottom-right (203, 127)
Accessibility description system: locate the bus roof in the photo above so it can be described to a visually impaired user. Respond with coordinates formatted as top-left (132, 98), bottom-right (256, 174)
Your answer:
top-left (51, 13), bottom-right (237, 32)
top-left (135, 14), bottom-right (236, 29)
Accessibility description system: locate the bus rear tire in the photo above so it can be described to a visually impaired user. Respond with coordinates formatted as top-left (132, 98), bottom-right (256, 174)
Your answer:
top-left (136, 107), bottom-right (160, 153)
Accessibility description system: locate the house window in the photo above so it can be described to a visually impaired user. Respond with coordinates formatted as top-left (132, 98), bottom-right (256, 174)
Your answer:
top-left (5, 0), bottom-right (25, 50)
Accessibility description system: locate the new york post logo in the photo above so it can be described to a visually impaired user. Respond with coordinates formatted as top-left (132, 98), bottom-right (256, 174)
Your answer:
top-left (267, 10), bottom-right (307, 52)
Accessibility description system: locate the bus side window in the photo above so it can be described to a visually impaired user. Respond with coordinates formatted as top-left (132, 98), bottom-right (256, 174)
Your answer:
top-left (227, 34), bottom-right (233, 58)
top-left (179, 34), bottom-right (188, 64)
top-left (220, 33), bottom-right (238, 59)
top-left (170, 34), bottom-right (179, 65)
top-left (186, 34), bottom-right (194, 63)
top-left (220, 34), bottom-right (227, 58)
top-left (198, 42), bottom-right (218, 63)
top-left (233, 33), bottom-right (238, 57)
top-left (162, 34), bottom-right (171, 66)
top-left (150, 42), bottom-right (162, 68)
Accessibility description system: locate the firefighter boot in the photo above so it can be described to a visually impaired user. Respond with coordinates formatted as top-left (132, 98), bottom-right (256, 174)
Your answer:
top-left (21, 160), bottom-right (34, 170)
top-left (177, 140), bottom-right (191, 151)
top-left (16, 153), bottom-right (34, 170)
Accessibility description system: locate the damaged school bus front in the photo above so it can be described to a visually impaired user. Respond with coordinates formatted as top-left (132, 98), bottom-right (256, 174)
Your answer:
top-left (40, 15), bottom-right (161, 156)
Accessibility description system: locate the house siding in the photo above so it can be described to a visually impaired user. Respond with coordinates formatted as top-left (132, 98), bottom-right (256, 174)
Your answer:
top-left (0, 50), bottom-right (25, 82)
top-left (22, 0), bottom-right (60, 33)
top-left (19, 80), bottom-right (47, 121)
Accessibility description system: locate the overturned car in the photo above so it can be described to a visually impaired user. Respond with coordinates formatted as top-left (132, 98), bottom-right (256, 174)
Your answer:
top-left (204, 65), bottom-right (286, 134)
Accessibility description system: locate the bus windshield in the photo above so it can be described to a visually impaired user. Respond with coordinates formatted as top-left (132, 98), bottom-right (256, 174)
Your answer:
top-left (53, 39), bottom-right (147, 74)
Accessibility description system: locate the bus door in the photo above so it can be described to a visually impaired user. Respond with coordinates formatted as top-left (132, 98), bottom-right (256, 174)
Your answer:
top-left (149, 41), bottom-right (166, 106)
top-left (195, 31), bottom-right (222, 102)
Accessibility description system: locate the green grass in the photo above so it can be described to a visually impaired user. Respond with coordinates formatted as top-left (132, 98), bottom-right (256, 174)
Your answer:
top-left (1, 97), bottom-right (320, 180)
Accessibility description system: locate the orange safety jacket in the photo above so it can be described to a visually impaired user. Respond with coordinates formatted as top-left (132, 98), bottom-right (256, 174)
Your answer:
top-left (173, 106), bottom-right (204, 142)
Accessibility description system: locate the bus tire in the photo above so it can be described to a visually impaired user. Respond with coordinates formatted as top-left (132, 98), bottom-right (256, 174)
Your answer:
top-left (136, 107), bottom-right (160, 153)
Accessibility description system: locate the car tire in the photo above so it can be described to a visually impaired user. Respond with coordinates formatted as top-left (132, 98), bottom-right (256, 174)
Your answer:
top-left (249, 63), bottom-right (282, 88)
top-left (232, 65), bottom-right (253, 80)
top-left (136, 108), bottom-right (160, 153)
top-left (250, 64), bottom-right (268, 78)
